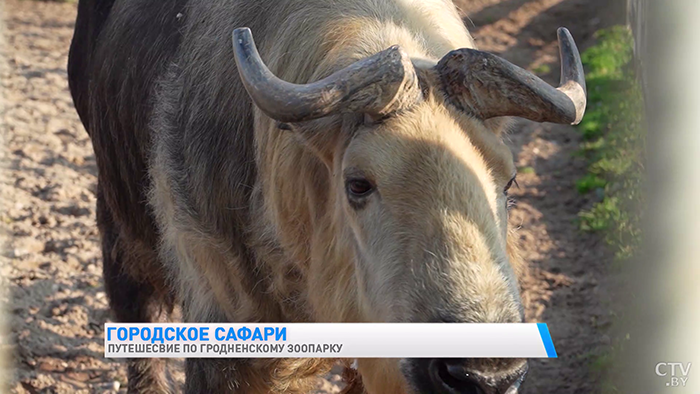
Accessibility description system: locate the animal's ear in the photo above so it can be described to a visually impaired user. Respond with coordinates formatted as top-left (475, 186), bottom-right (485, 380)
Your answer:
top-left (483, 117), bottom-right (515, 137)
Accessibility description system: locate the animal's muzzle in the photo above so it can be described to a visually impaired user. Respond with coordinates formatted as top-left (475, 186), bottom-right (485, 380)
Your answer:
top-left (404, 358), bottom-right (528, 394)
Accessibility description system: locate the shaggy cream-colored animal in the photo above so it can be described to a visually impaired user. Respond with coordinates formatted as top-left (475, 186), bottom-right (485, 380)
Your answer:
top-left (68, 0), bottom-right (586, 392)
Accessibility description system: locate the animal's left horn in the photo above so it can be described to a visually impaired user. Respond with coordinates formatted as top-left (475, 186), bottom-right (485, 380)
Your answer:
top-left (232, 27), bottom-right (421, 123)
top-left (436, 27), bottom-right (587, 125)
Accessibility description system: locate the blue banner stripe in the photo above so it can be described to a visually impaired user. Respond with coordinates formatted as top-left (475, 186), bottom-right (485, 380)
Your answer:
top-left (537, 323), bottom-right (557, 358)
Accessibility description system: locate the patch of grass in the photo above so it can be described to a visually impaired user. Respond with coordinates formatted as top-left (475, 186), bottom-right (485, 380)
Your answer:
top-left (531, 63), bottom-right (552, 75)
top-left (517, 166), bottom-right (536, 175)
top-left (576, 173), bottom-right (606, 194)
top-left (591, 350), bottom-right (615, 373)
top-left (575, 26), bottom-right (645, 261)
top-left (575, 29), bottom-right (643, 393)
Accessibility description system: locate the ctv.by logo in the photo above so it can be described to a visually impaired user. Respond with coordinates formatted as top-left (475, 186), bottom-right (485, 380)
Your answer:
top-left (655, 362), bottom-right (692, 387)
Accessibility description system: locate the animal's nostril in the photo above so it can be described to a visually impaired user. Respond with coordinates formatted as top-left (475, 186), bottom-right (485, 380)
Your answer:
top-left (429, 359), bottom-right (485, 394)
top-left (426, 359), bottom-right (528, 394)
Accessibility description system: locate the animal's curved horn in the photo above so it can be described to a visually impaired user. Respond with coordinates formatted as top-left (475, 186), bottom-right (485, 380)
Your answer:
top-left (436, 27), bottom-right (587, 125)
top-left (232, 27), bottom-right (421, 123)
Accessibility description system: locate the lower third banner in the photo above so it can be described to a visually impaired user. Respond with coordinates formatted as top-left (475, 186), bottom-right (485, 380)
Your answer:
top-left (104, 323), bottom-right (557, 359)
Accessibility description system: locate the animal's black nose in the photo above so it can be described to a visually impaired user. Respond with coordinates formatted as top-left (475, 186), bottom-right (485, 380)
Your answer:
top-left (427, 359), bottom-right (528, 394)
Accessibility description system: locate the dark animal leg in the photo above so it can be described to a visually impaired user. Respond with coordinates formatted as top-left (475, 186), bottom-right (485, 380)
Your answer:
top-left (98, 186), bottom-right (172, 393)
top-left (184, 359), bottom-right (249, 393)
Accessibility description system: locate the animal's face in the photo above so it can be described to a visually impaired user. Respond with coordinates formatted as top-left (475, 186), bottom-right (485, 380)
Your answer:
top-left (339, 96), bottom-right (528, 394)
top-left (339, 99), bottom-right (522, 326)
top-left (233, 26), bottom-right (585, 394)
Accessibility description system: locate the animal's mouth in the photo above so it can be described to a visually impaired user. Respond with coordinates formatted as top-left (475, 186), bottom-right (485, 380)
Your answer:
top-left (503, 371), bottom-right (526, 394)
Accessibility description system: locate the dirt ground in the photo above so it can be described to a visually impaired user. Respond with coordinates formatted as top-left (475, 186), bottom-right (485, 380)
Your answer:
top-left (0, 0), bottom-right (626, 393)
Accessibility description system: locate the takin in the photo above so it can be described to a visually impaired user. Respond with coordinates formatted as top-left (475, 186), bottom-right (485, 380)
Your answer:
top-left (67, 0), bottom-right (586, 393)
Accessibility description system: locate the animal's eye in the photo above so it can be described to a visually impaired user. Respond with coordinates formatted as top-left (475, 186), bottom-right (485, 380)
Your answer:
top-left (346, 178), bottom-right (375, 198)
top-left (504, 174), bottom-right (518, 195)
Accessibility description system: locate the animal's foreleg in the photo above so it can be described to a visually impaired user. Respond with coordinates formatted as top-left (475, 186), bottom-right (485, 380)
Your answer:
top-left (98, 188), bottom-right (174, 393)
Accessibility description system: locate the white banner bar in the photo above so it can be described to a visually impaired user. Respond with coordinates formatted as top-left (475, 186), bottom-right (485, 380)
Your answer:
top-left (104, 323), bottom-right (557, 358)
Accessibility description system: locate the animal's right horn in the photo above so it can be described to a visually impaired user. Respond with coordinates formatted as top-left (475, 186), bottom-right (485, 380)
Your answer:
top-left (232, 27), bottom-right (422, 123)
